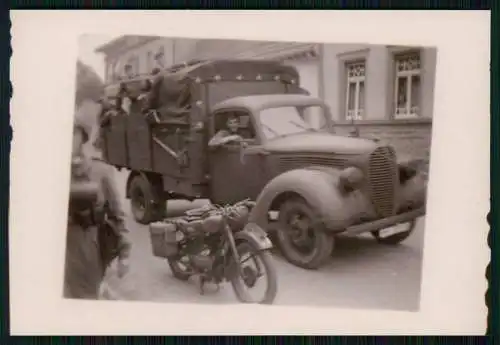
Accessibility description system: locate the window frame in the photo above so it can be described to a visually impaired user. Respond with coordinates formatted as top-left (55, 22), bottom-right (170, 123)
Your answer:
top-left (391, 49), bottom-right (422, 119)
top-left (104, 60), bottom-right (111, 84)
top-left (133, 55), bottom-right (140, 76)
top-left (146, 51), bottom-right (153, 74)
top-left (155, 46), bottom-right (166, 68)
top-left (336, 48), bottom-right (370, 122)
top-left (344, 60), bottom-right (367, 121)
top-left (105, 59), bottom-right (118, 83)
top-left (210, 108), bottom-right (261, 145)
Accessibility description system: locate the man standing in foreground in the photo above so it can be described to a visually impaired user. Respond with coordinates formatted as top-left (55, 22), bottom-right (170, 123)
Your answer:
top-left (64, 115), bottom-right (131, 299)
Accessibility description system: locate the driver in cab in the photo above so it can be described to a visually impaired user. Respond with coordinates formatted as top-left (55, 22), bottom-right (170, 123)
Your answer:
top-left (208, 114), bottom-right (245, 148)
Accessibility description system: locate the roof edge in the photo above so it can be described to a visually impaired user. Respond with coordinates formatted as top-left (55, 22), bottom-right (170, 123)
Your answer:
top-left (94, 35), bottom-right (160, 55)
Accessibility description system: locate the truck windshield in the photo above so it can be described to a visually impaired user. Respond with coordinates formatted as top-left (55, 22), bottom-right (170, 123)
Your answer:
top-left (258, 105), bottom-right (327, 140)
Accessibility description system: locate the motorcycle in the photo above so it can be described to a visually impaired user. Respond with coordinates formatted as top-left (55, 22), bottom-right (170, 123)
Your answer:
top-left (149, 199), bottom-right (278, 304)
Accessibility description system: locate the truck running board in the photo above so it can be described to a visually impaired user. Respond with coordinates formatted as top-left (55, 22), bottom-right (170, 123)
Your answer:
top-left (343, 207), bottom-right (426, 236)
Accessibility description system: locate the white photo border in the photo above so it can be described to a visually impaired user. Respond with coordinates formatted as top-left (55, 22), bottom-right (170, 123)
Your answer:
top-left (9, 10), bottom-right (490, 335)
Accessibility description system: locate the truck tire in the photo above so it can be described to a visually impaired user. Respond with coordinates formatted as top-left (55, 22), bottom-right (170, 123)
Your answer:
top-left (128, 174), bottom-right (165, 224)
top-left (276, 197), bottom-right (334, 270)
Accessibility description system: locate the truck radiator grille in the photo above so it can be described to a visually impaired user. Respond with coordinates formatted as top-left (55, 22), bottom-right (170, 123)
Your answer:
top-left (368, 146), bottom-right (398, 217)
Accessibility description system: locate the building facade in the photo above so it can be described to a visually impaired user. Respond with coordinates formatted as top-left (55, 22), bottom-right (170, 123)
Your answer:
top-left (95, 36), bottom-right (435, 161)
top-left (322, 44), bottom-right (435, 162)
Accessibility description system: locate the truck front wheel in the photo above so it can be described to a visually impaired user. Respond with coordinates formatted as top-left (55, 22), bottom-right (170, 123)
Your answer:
top-left (128, 174), bottom-right (165, 224)
top-left (276, 197), bottom-right (334, 270)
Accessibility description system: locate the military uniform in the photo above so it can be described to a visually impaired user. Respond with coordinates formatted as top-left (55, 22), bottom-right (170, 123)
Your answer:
top-left (64, 120), bottom-right (131, 299)
top-left (208, 129), bottom-right (243, 148)
top-left (94, 99), bottom-right (116, 152)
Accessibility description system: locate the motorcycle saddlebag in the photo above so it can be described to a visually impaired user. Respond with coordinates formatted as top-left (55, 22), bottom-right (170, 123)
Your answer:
top-left (149, 221), bottom-right (179, 258)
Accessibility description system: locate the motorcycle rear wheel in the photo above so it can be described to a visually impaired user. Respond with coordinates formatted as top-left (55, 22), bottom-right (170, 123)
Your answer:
top-left (230, 242), bottom-right (277, 305)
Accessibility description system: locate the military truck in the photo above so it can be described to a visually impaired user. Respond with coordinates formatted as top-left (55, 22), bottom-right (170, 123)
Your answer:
top-left (100, 59), bottom-right (428, 270)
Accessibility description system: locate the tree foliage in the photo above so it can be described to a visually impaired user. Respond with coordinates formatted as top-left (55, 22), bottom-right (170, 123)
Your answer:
top-left (74, 60), bottom-right (104, 109)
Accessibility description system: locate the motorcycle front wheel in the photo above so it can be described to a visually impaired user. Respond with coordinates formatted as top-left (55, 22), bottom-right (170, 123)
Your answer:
top-left (230, 241), bottom-right (278, 305)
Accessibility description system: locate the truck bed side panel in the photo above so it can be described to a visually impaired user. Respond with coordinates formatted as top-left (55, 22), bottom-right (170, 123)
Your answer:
top-left (150, 127), bottom-right (182, 175)
top-left (103, 115), bottom-right (128, 167)
top-left (126, 102), bottom-right (153, 171)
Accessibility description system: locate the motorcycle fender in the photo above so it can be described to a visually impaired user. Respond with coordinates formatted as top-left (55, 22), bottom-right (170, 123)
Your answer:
top-left (224, 224), bottom-right (272, 280)
top-left (234, 223), bottom-right (273, 250)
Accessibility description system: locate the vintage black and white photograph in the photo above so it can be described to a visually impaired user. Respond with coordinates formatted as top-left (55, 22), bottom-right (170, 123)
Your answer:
top-left (10, 10), bottom-right (489, 335)
top-left (67, 34), bottom-right (434, 311)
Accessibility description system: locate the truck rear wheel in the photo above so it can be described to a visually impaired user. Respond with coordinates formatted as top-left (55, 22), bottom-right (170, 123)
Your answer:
top-left (276, 197), bottom-right (334, 270)
top-left (128, 174), bottom-right (165, 224)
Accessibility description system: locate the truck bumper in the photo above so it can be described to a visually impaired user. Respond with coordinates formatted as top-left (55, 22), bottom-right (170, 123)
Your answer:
top-left (342, 206), bottom-right (426, 236)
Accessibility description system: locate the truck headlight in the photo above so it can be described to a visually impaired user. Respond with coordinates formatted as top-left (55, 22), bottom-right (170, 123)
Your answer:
top-left (339, 167), bottom-right (364, 194)
top-left (398, 162), bottom-right (418, 184)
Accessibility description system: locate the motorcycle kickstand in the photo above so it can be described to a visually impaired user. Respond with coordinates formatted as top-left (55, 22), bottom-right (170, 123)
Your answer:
top-left (198, 276), bottom-right (206, 296)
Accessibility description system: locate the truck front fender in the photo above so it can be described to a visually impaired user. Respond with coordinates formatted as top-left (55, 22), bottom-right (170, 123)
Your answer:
top-left (249, 168), bottom-right (365, 232)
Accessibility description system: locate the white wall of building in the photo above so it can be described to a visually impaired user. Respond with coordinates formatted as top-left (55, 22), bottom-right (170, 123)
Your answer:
top-left (286, 60), bottom-right (319, 97)
top-left (285, 59), bottom-right (321, 127)
top-left (322, 43), bottom-right (436, 123)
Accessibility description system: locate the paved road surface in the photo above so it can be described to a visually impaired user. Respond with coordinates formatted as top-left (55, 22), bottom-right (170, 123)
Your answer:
top-left (103, 169), bottom-right (425, 312)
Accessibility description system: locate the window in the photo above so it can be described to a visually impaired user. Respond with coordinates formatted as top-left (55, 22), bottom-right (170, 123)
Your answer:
top-left (107, 60), bottom-right (118, 83)
top-left (259, 106), bottom-right (326, 140)
top-left (155, 46), bottom-right (165, 68)
top-left (125, 57), bottom-right (133, 77)
top-left (105, 61), bottom-right (112, 83)
top-left (345, 60), bottom-right (366, 120)
top-left (133, 55), bottom-right (140, 76)
top-left (146, 51), bottom-right (153, 73)
top-left (125, 55), bottom-right (141, 77)
top-left (213, 111), bottom-right (256, 141)
top-left (393, 52), bottom-right (421, 118)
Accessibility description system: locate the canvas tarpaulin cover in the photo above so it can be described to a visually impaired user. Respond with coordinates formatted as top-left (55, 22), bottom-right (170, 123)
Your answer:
top-left (103, 59), bottom-right (301, 120)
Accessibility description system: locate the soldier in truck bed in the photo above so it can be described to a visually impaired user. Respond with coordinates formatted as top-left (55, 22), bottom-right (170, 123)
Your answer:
top-left (64, 116), bottom-right (132, 299)
top-left (141, 70), bottom-right (192, 124)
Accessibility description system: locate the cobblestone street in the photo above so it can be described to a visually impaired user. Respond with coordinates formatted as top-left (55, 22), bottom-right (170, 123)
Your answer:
top-left (103, 170), bottom-right (425, 312)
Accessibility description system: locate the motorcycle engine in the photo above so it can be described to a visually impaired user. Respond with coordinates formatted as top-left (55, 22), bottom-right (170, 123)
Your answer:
top-left (190, 249), bottom-right (214, 271)
top-left (178, 220), bottom-right (215, 271)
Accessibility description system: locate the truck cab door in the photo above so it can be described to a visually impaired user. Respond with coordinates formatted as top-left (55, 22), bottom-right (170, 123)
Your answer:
top-left (208, 110), bottom-right (267, 205)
